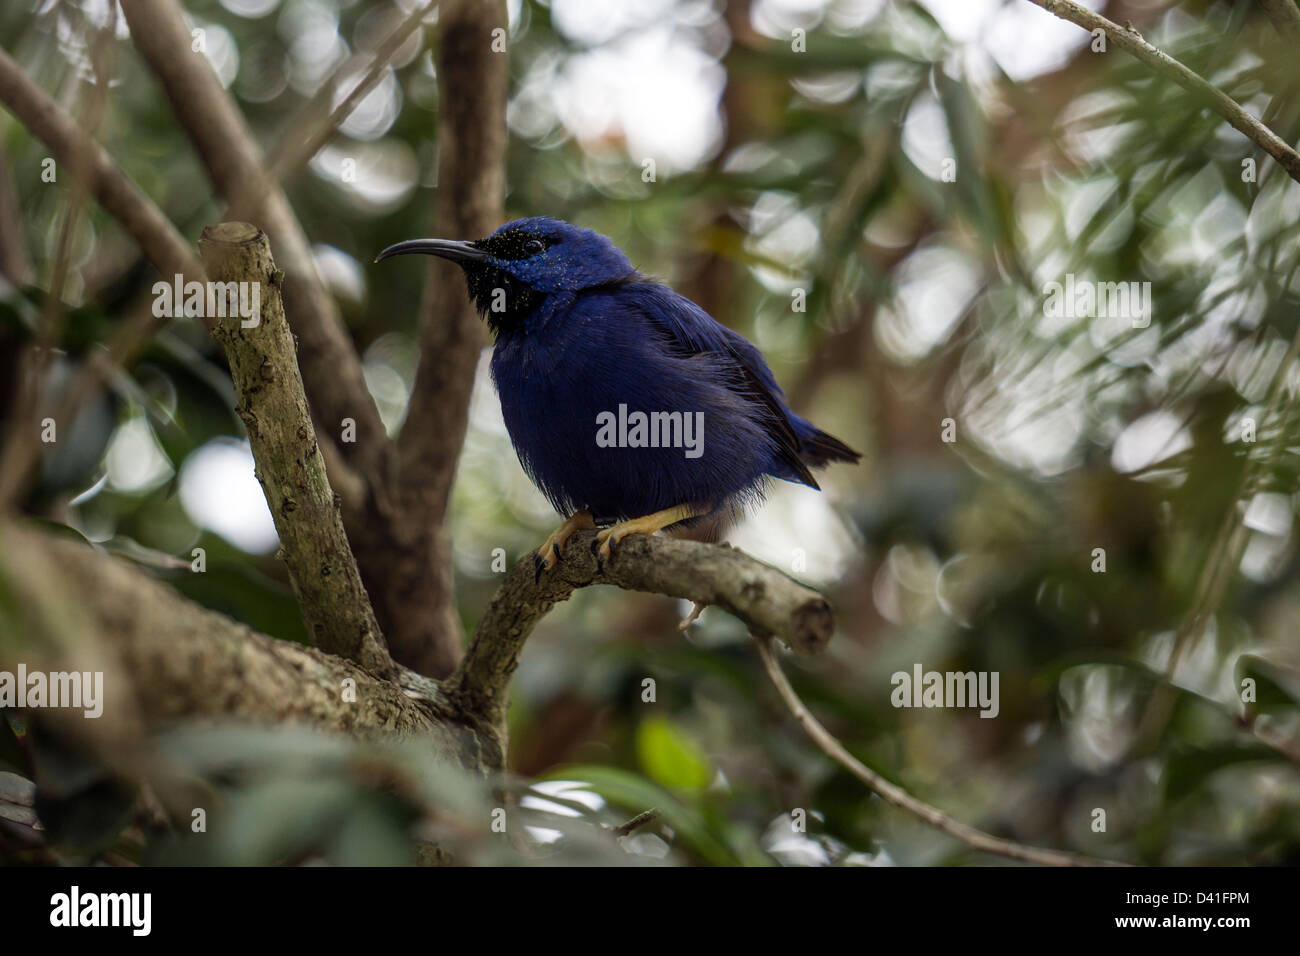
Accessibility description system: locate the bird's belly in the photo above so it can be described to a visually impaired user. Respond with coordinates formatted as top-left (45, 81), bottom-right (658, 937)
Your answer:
top-left (492, 340), bottom-right (770, 521)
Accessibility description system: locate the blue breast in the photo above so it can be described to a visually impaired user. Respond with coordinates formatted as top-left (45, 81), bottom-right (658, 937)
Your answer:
top-left (489, 289), bottom-right (777, 522)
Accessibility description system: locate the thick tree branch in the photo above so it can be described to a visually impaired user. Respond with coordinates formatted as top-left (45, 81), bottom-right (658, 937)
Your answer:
top-left (447, 533), bottom-right (835, 734)
top-left (117, 0), bottom-right (392, 491)
top-left (5, 519), bottom-right (840, 791)
top-left (366, 0), bottom-right (508, 678)
top-left (2, 522), bottom-right (461, 746)
top-left (119, 0), bottom-right (510, 682)
top-left (199, 222), bottom-right (393, 678)
top-left (398, 0), bottom-right (506, 508)
top-left (115, 0), bottom-right (478, 680)
top-left (752, 634), bottom-right (1123, 867)
top-left (1024, 0), bottom-right (1300, 184)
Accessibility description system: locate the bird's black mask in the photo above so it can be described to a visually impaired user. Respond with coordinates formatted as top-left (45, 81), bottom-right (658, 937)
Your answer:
top-left (376, 231), bottom-right (552, 335)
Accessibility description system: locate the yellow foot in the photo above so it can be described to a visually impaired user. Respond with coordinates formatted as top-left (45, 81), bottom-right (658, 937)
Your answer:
top-left (594, 503), bottom-right (710, 561)
top-left (536, 510), bottom-right (595, 572)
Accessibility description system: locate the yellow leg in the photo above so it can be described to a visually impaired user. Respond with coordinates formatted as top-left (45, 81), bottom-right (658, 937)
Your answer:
top-left (595, 503), bottom-right (710, 560)
top-left (537, 509), bottom-right (595, 570)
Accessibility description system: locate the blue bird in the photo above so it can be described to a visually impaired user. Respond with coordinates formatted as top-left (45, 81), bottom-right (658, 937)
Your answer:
top-left (377, 217), bottom-right (859, 571)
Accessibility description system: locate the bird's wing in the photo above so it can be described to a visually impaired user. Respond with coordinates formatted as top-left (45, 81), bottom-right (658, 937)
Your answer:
top-left (617, 278), bottom-right (820, 489)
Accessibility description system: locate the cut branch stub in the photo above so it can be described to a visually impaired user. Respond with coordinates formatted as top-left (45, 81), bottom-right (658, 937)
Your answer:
top-left (199, 222), bottom-right (394, 678)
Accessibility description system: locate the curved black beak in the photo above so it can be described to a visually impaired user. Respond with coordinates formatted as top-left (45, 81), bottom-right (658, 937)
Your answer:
top-left (374, 238), bottom-right (487, 265)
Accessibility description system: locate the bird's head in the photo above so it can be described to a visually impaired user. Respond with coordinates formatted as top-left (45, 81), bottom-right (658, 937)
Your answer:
top-left (375, 217), bottom-right (635, 334)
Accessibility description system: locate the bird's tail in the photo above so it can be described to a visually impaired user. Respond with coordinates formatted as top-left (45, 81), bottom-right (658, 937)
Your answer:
top-left (799, 427), bottom-right (861, 468)
top-left (786, 412), bottom-right (861, 469)
top-left (767, 412), bottom-right (861, 488)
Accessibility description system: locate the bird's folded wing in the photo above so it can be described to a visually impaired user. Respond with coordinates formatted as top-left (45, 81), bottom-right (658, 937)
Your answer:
top-left (613, 277), bottom-right (820, 489)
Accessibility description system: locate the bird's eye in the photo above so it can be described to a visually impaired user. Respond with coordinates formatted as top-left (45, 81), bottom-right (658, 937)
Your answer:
top-left (523, 238), bottom-right (546, 256)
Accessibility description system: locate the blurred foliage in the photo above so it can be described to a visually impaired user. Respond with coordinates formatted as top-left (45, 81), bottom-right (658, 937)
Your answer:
top-left (2, 0), bottom-right (1300, 866)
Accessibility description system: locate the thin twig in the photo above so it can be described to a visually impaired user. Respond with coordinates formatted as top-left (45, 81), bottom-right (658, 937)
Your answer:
top-left (0, 14), bottom-right (124, 510)
top-left (611, 809), bottom-right (660, 838)
top-left (752, 633), bottom-right (1124, 867)
top-left (262, 1), bottom-right (436, 185)
top-left (0, 45), bottom-right (212, 508)
top-left (1135, 316), bottom-right (1300, 755)
top-left (118, 0), bottom-right (391, 490)
top-left (1024, 0), bottom-right (1300, 184)
top-left (0, 48), bottom-right (204, 285)
top-left (1021, 0), bottom-right (1300, 765)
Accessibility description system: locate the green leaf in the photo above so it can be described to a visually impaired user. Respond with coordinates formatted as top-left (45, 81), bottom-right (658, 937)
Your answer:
top-left (546, 765), bottom-right (741, 866)
top-left (1163, 742), bottom-right (1280, 803)
top-left (1236, 652), bottom-right (1300, 716)
top-left (635, 716), bottom-right (712, 794)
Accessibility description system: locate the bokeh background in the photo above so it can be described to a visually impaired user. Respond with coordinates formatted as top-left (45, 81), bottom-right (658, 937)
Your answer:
top-left (2, 0), bottom-right (1300, 865)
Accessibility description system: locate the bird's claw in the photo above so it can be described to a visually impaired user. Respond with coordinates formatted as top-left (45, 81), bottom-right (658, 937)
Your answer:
top-left (533, 540), bottom-right (562, 584)
top-left (534, 510), bottom-right (594, 582)
top-left (540, 542), bottom-right (561, 570)
top-left (593, 523), bottom-right (638, 563)
top-left (594, 527), bottom-right (617, 562)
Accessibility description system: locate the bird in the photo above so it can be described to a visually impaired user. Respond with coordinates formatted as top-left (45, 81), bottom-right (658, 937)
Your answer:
top-left (377, 217), bottom-right (860, 575)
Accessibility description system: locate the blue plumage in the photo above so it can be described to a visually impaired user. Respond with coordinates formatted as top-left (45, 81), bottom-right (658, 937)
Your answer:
top-left (377, 217), bottom-right (859, 563)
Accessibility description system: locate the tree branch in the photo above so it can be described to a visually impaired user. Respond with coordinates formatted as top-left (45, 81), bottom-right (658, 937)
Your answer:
top-left (1024, 0), bottom-right (1300, 184)
top-left (117, 0), bottom-right (392, 491)
top-left (2, 522), bottom-right (460, 746)
top-left (119, 0), bottom-right (510, 682)
top-left (397, 0), bottom-right (507, 512)
top-left (115, 0), bottom-right (480, 680)
top-left (199, 222), bottom-right (393, 678)
top-left (367, 0), bottom-right (508, 678)
top-left (751, 634), bottom-right (1123, 867)
top-left (400, 0), bottom-right (508, 563)
top-left (447, 532), bottom-right (835, 735)
top-left (0, 149), bottom-right (32, 285)
top-left (0, 46), bottom-right (204, 287)
top-left (611, 809), bottom-right (660, 838)
top-left (0, 42), bottom-right (209, 509)
top-left (264, 0), bottom-right (437, 183)
top-left (1258, 0), bottom-right (1300, 41)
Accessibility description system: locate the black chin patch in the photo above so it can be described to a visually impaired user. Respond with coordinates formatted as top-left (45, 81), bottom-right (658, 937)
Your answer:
top-left (465, 266), bottom-right (545, 334)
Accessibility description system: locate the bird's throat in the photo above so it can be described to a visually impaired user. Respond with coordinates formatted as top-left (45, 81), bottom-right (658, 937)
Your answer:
top-left (464, 266), bottom-right (545, 335)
